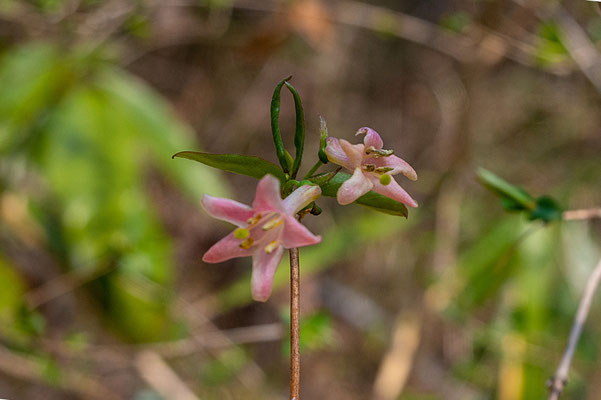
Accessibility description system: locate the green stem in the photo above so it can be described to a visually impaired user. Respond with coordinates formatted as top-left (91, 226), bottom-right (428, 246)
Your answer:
top-left (302, 160), bottom-right (323, 180)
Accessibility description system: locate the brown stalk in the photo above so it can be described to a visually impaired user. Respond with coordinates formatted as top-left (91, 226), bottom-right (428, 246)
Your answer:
top-left (289, 247), bottom-right (301, 400)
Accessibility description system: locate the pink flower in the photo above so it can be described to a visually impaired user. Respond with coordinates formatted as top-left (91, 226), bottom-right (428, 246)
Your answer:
top-left (201, 175), bottom-right (322, 301)
top-left (325, 127), bottom-right (418, 207)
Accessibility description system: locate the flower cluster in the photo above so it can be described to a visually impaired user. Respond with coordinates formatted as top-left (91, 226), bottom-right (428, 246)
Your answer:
top-left (325, 127), bottom-right (418, 207)
top-left (199, 127), bottom-right (417, 301)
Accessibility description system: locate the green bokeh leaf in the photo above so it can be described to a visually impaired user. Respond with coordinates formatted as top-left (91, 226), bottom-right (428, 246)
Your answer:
top-left (477, 168), bottom-right (536, 211)
top-left (172, 151), bottom-right (286, 183)
top-left (529, 195), bottom-right (563, 223)
top-left (477, 168), bottom-right (563, 223)
top-left (319, 172), bottom-right (409, 217)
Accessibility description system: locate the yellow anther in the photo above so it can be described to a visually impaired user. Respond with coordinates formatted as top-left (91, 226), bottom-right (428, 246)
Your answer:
top-left (362, 164), bottom-right (376, 172)
top-left (239, 238), bottom-right (254, 249)
top-left (375, 166), bottom-right (394, 174)
top-left (262, 217), bottom-right (283, 231)
top-left (365, 146), bottom-right (394, 157)
top-left (234, 228), bottom-right (250, 239)
top-left (379, 174), bottom-right (392, 186)
top-left (246, 214), bottom-right (262, 226)
top-left (264, 240), bottom-right (279, 254)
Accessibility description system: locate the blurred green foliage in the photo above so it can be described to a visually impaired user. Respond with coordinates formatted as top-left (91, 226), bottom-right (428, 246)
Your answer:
top-left (282, 311), bottom-right (335, 354)
top-left (440, 12), bottom-right (473, 33)
top-left (534, 22), bottom-right (569, 66)
top-left (0, 42), bottom-right (228, 341)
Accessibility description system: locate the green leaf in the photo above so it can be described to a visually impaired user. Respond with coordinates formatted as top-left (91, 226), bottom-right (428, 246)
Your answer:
top-left (529, 196), bottom-right (563, 223)
top-left (284, 81), bottom-right (305, 179)
top-left (477, 168), bottom-right (536, 211)
top-left (172, 151), bottom-right (286, 182)
top-left (270, 76), bottom-right (292, 173)
top-left (319, 172), bottom-right (409, 217)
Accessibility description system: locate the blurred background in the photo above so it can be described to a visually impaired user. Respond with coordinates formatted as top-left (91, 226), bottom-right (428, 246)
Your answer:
top-left (1, 0), bottom-right (601, 399)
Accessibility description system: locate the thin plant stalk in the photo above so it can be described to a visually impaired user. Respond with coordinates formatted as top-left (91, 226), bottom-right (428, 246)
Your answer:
top-left (303, 160), bottom-right (323, 180)
top-left (289, 247), bottom-right (301, 400)
top-left (548, 256), bottom-right (601, 399)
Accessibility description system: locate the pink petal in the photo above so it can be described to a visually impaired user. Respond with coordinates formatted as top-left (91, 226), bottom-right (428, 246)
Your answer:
top-left (339, 139), bottom-right (365, 167)
top-left (357, 127), bottom-right (383, 149)
top-left (202, 231), bottom-right (254, 263)
top-left (337, 167), bottom-right (373, 205)
top-left (250, 246), bottom-right (284, 301)
top-left (201, 195), bottom-right (255, 227)
top-left (282, 185), bottom-right (322, 215)
top-left (369, 175), bottom-right (418, 207)
top-left (252, 174), bottom-right (284, 213)
top-left (368, 155), bottom-right (418, 181)
top-left (325, 137), bottom-right (353, 169)
top-left (281, 215), bottom-right (322, 248)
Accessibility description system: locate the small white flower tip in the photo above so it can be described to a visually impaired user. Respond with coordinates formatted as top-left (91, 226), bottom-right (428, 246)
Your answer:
top-left (355, 127), bottom-right (369, 136)
top-left (405, 170), bottom-right (418, 181)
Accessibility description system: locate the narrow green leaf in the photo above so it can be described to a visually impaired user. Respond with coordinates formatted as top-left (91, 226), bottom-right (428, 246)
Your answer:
top-left (172, 151), bottom-right (286, 182)
top-left (319, 172), bottom-right (409, 217)
top-left (270, 77), bottom-right (292, 173)
top-left (284, 81), bottom-right (305, 179)
top-left (318, 116), bottom-right (329, 164)
top-left (477, 168), bottom-right (536, 211)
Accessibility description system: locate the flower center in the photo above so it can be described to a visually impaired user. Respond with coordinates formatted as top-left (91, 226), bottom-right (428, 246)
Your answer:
top-left (237, 212), bottom-right (283, 252)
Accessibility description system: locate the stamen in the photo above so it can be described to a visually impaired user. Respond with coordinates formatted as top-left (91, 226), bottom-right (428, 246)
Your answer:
top-left (234, 228), bottom-right (250, 239)
top-left (262, 217), bottom-right (283, 231)
top-left (375, 167), bottom-right (394, 174)
top-left (246, 214), bottom-right (262, 226)
top-left (379, 174), bottom-right (392, 186)
top-left (239, 238), bottom-right (254, 249)
top-left (264, 240), bottom-right (279, 254)
top-left (362, 164), bottom-right (376, 172)
top-left (365, 146), bottom-right (394, 157)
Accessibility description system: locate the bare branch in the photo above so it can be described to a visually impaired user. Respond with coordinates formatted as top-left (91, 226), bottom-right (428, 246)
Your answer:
top-left (563, 208), bottom-right (601, 221)
top-left (547, 256), bottom-right (601, 399)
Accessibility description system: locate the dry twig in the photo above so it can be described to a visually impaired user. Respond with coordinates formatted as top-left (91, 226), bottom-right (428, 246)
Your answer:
top-left (547, 256), bottom-right (601, 399)
top-left (563, 208), bottom-right (601, 221)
